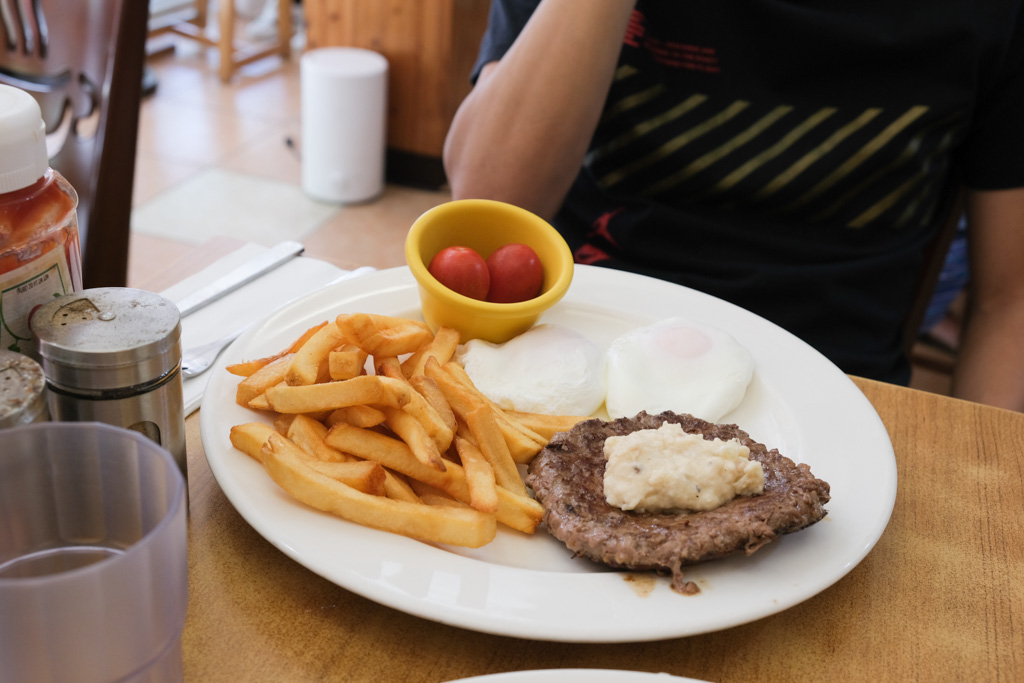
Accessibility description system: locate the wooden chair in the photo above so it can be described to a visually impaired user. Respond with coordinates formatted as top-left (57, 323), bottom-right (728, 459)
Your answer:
top-left (1, 0), bottom-right (148, 288)
top-left (149, 0), bottom-right (292, 82)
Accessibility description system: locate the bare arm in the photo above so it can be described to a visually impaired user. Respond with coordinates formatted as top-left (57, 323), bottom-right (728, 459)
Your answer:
top-left (952, 187), bottom-right (1024, 411)
top-left (443, 0), bottom-right (637, 220)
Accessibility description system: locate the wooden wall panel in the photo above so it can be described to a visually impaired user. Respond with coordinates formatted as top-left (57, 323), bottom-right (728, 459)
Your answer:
top-left (305, 0), bottom-right (490, 160)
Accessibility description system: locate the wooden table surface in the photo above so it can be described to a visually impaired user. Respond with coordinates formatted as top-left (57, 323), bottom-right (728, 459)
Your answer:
top-left (160, 240), bottom-right (1024, 682)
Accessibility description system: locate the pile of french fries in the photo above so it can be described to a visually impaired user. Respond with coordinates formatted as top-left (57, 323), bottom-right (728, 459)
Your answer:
top-left (228, 313), bottom-right (588, 548)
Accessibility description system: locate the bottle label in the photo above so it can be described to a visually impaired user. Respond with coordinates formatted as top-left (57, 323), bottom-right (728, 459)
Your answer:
top-left (0, 246), bottom-right (74, 356)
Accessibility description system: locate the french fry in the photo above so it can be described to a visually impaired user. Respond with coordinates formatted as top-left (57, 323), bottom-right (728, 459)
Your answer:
top-left (280, 418), bottom-right (388, 495)
top-left (226, 322), bottom-right (328, 376)
top-left (287, 413), bottom-right (352, 463)
top-left (405, 478), bottom-right (456, 502)
top-left (236, 354), bottom-right (293, 407)
top-left (409, 374), bottom-right (458, 433)
top-left (373, 355), bottom-right (403, 377)
top-left (334, 313), bottom-right (378, 347)
top-left (324, 423), bottom-right (445, 487)
top-left (402, 391), bottom-right (456, 453)
top-left (227, 311), bottom-right (586, 544)
top-left (381, 406), bottom-right (446, 471)
top-left (337, 313), bottom-right (433, 357)
top-left (328, 343), bottom-right (369, 381)
top-left (463, 405), bottom-right (528, 497)
top-left (304, 459), bottom-right (387, 496)
top-left (268, 427), bottom-right (386, 494)
top-left (368, 324), bottom-right (433, 357)
top-left (286, 321), bottom-right (331, 352)
top-left (420, 494), bottom-right (470, 508)
top-left (265, 375), bottom-right (411, 413)
top-left (337, 313), bottom-right (431, 336)
top-left (225, 358), bottom-right (273, 379)
top-left (368, 314), bottom-right (431, 331)
top-left (378, 358), bottom-right (455, 452)
top-left (247, 392), bottom-right (273, 411)
top-left (401, 326), bottom-right (460, 378)
top-left (495, 418), bottom-right (547, 464)
top-left (229, 422), bottom-right (278, 462)
top-left (381, 469), bottom-right (421, 503)
top-left (274, 413), bottom-right (297, 435)
top-left (506, 411), bottom-right (591, 441)
top-left (492, 487), bottom-right (545, 534)
top-left (286, 321), bottom-right (347, 386)
top-left (324, 423), bottom-right (542, 532)
top-left (441, 361), bottom-right (549, 463)
top-left (262, 433), bottom-right (496, 547)
top-left (454, 436), bottom-right (498, 513)
top-left (326, 404), bottom-right (387, 429)
top-left (423, 357), bottom-right (481, 417)
top-left (410, 483), bottom-right (472, 509)
top-left (424, 358), bottom-right (543, 464)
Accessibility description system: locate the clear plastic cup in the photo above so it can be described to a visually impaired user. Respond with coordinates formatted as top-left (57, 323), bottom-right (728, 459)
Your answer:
top-left (0, 422), bottom-right (188, 683)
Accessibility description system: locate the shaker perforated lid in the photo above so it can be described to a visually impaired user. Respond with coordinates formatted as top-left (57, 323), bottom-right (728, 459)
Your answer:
top-left (0, 85), bottom-right (49, 193)
top-left (0, 349), bottom-right (48, 428)
top-left (32, 287), bottom-right (182, 392)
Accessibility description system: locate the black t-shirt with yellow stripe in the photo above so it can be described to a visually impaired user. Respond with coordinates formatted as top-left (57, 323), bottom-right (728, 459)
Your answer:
top-left (472, 0), bottom-right (1024, 382)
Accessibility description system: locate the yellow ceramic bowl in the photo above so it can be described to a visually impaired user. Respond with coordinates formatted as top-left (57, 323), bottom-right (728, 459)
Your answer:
top-left (405, 199), bottom-right (574, 343)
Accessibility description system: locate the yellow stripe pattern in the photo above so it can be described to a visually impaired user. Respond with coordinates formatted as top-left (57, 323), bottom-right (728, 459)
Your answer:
top-left (586, 82), bottom-right (956, 230)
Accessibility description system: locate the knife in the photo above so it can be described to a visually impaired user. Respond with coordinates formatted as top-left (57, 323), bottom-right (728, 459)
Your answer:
top-left (175, 241), bottom-right (305, 317)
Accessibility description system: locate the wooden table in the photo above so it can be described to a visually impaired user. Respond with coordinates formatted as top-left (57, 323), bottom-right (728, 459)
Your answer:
top-left (159, 242), bottom-right (1024, 682)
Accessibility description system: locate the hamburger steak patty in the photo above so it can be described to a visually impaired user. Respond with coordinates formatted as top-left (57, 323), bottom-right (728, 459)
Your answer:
top-left (526, 411), bottom-right (831, 594)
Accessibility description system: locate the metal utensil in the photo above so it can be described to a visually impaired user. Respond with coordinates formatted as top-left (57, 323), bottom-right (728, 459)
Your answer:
top-left (175, 241), bottom-right (304, 317)
top-left (180, 325), bottom-right (249, 380)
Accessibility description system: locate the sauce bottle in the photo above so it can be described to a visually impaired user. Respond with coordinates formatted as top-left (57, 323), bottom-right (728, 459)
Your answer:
top-left (0, 84), bottom-right (82, 360)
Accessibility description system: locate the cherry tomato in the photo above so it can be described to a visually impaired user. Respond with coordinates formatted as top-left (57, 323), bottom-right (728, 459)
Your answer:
top-left (485, 243), bottom-right (544, 303)
top-left (428, 246), bottom-right (490, 300)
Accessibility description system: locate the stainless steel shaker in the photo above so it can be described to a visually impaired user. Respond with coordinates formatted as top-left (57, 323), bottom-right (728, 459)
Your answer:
top-left (0, 349), bottom-right (49, 428)
top-left (31, 287), bottom-right (186, 477)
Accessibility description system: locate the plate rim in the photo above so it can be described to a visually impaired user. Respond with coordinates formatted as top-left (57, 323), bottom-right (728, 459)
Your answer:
top-left (199, 264), bottom-right (897, 643)
top-left (444, 669), bottom-right (711, 683)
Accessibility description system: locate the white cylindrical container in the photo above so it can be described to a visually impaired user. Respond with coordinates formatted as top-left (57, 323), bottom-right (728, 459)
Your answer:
top-left (301, 47), bottom-right (388, 204)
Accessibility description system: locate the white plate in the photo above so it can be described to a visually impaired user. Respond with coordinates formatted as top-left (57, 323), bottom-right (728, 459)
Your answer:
top-left (446, 670), bottom-right (709, 683)
top-left (200, 265), bottom-right (897, 643)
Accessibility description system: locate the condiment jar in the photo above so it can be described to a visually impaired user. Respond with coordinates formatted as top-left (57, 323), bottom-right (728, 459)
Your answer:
top-left (0, 349), bottom-right (48, 428)
top-left (31, 287), bottom-right (187, 478)
top-left (0, 85), bottom-right (82, 361)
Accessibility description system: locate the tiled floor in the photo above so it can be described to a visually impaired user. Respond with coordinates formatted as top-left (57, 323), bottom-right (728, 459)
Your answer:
top-left (128, 30), bottom-right (451, 287)
top-left (128, 30), bottom-right (953, 398)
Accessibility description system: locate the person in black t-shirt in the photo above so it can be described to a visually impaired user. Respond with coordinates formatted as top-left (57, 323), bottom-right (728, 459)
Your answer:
top-left (443, 0), bottom-right (1024, 412)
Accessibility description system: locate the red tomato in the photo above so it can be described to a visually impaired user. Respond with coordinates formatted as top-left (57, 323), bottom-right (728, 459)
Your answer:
top-left (428, 246), bottom-right (490, 300)
top-left (485, 243), bottom-right (544, 303)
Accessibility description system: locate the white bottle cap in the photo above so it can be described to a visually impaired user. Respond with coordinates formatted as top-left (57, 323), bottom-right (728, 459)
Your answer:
top-left (0, 84), bottom-right (49, 193)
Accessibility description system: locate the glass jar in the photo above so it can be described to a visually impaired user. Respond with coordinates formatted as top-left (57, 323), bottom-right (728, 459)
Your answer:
top-left (0, 85), bottom-right (82, 360)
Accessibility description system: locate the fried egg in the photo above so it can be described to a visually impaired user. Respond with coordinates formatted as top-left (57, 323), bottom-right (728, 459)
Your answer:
top-left (605, 317), bottom-right (753, 422)
top-left (455, 324), bottom-right (606, 416)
